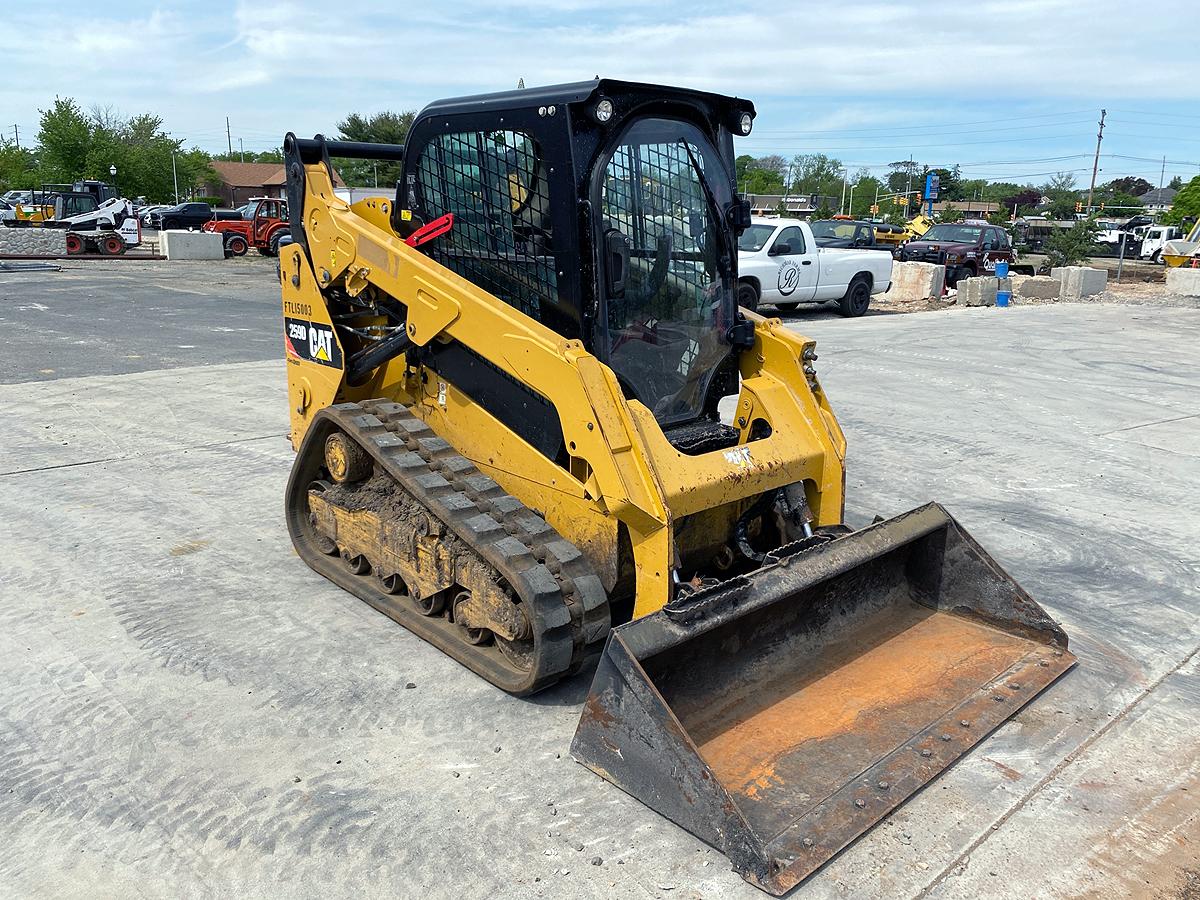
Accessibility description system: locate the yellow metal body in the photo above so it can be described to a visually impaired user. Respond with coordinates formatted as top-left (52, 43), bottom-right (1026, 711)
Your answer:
top-left (283, 162), bottom-right (847, 619)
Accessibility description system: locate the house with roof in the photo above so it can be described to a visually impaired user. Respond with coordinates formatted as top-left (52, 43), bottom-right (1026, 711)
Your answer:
top-left (204, 161), bottom-right (346, 206)
top-left (1138, 187), bottom-right (1177, 216)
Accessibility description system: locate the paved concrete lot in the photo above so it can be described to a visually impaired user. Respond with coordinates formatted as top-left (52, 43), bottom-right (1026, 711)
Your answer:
top-left (0, 258), bottom-right (280, 383)
top-left (1, 267), bottom-right (1197, 899)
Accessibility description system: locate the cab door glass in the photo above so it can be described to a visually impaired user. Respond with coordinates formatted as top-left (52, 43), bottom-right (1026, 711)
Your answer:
top-left (596, 116), bottom-right (735, 425)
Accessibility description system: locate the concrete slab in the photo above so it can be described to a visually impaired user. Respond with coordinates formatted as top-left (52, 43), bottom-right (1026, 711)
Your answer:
top-left (1, 303), bottom-right (1198, 899)
top-left (1012, 274), bottom-right (1061, 300)
top-left (1166, 267), bottom-right (1200, 298)
top-left (959, 275), bottom-right (998, 307)
top-left (161, 230), bottom-right (225, 260)
top-left (884, 261), bottom-right (945, 302)
top-left (1052, 266), bottom-right (1108, 300)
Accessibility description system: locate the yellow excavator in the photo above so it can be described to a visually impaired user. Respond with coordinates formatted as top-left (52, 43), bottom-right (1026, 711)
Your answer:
top-left (278, 79), bottom-right (1074, 894)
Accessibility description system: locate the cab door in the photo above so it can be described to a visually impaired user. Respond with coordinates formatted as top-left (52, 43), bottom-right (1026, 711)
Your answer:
top-left (254, 200), bottom-right (279, 244)
top-left (981, 227), bottom-right (1008, 272)
top-left (763, 225), bottom-right (818, 304)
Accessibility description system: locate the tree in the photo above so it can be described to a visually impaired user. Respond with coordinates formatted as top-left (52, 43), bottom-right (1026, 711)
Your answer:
top-left (1168, 175), bottom-right (1183, 190)
top-left (1107, 176), bottom-right (1154, 197)
top-left (37, 97), bottom-right (92, 182)
top-left (811, 199), bottom-right (835, 221)
top-left (849, 171), bottom-right (882, 218)
top-left (1000, 188), bottom-right (1042, 215)
top-left (886, 159), bottom-right (920, 195)
top-left (1044, 218), bottom-right (1099, 268)
top-left (939, 203), bottom-right (964, 223)
top-left (0, 139), bottom-right (37, 192)
top-left (790, 153), bottom-right (843, 201)
top-left (335, 110), bottom-right (416, 187)
top-left (1163, 174), bottom-right (1200, 226)
top-left (737, 154), bottom-right (787, 194)
top-left (212, 149), bottom-right (283, 164)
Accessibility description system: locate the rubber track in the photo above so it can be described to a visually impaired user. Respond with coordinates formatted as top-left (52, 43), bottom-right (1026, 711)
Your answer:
top-left (285, 400), bottom-right (610, 695)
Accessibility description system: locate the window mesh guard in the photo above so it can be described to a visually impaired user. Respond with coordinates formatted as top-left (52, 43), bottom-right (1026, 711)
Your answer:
top-left (415, 131), bottom-right (557, 321)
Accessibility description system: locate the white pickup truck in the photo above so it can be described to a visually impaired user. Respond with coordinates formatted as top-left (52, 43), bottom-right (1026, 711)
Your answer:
top-left (737, 217), bottom-right (893, 317)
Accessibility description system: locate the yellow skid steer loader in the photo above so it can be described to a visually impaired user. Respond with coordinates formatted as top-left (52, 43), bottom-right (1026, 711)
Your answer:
top-left (277, 79), bottom-right (1074, 893)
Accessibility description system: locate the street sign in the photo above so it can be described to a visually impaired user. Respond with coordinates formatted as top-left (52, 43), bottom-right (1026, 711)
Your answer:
top-left (924, 173), bottom-right (940, 201)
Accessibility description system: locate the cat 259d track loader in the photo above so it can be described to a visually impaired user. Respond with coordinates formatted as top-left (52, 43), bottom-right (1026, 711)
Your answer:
top-left (278, 79), bottom-right (1074, 894)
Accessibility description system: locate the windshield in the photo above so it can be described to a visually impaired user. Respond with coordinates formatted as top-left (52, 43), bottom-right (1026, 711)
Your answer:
top-left (920, 224), bottom-right (983, 243)
top-left (738, 224), bottom-right (776, 252)
top-left (810, 220), bottom-right (856, 240)
top-left (597, 116), bottom-right (735, 426)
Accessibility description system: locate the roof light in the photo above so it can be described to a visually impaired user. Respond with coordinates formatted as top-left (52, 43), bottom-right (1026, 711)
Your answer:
top-left (739, 112), bottom-right (753, 136)
top-left (594, 98), bottom-right (614, 124)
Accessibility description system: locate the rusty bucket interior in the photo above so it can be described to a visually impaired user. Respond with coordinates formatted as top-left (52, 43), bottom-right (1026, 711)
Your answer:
top-left (572, 503), bottom-right (1075, 895)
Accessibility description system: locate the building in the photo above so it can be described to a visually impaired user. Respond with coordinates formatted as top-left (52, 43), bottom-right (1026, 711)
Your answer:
top-left (1138, 187), bottom-right (1177, 216)
top-left (204, 161), bottom-right (346, 206)
top-left (742, 194), bottom-right (840, 218)
top-left (930, 199), bottom-right (1002, 218)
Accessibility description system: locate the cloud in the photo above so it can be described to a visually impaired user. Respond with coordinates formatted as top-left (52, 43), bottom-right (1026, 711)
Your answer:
top-left (1, 0), bottom-right (1196, 183)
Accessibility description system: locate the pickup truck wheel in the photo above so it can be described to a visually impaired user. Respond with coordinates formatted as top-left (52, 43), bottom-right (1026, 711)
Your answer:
top-left (839, 277), bottom-right (872, 318)
top-left (225, 235), bottom-right (249, 257)
top-left (774, 302), bottom-right (800, 312)
top-left (737, 281), bottom-right (759, 312)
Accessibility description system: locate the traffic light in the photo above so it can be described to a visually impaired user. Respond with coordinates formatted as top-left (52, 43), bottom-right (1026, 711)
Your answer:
top-left (898, 195), bottom-right (909, 206)
top-left (870, 204), bottom-right (879, 214)
top-left (1100, 202), bottom-right (1105, 211)
top-left (1075, 201), bottom-right (1083, 213)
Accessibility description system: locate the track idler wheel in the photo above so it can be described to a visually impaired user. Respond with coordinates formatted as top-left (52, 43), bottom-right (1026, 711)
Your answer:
top-left (453, 590), bottom-right (491, 645)
top-left (341, 549), bottom-right (371, 575)
top-left (325, 431), bottom-right (372, 483)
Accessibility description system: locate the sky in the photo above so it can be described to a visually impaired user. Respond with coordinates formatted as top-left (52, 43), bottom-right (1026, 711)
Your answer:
top-left (4, 0), bottom-right (1199, 190)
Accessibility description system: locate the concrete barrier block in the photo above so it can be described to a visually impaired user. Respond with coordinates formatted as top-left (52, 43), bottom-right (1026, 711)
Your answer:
top-left (1011, 274), bottom-right (1061, 299)
top-left (1165, 267), bottom-right (1200, 297)
top-left (960, 275), bottom-right (998, 307)
top-left (1051, 266), bottom-right (1107, 300)
top-left (0, 226), bottom-right (68, 255)
top-left (161, 230), bottom-right (224, 261)
top-left (884, 261), bottom-right (945, 301)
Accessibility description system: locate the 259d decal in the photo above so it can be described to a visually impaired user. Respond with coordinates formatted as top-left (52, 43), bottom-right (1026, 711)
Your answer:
top-left (285, 317), bottom-right (343, 368)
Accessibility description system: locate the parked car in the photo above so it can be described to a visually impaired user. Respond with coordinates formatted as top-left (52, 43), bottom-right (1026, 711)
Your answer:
top-left (151, 202), bottom-right (218, 230)
top-left (897, 222), bottom-right (1014, 285)
top-left (0, 199), bottom-right (15, 222)
top-left (203, 198), bottom-right (290, 257)
top-left (737, 217), bottom-right (893, 317)
top-left (809, 219), bottom-right (879, 249)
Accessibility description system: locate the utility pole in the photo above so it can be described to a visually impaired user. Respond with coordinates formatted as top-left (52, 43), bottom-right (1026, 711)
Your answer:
top-left (840, 169), bottom-right (848, 215)
top-left (1159, 155), bottom-right (1166, 190)
top-left (172, 153), bottom-right (179, 204)
top-left (904, 155), bottom-right (913, 200)
top-left (1086, 109), bottom-right (1106, 213)
top-left (226, 116), bottom-right (233, 156)
top-left (11, 124), bottom-right (18, 149)
top-left (239, 138), bottom-right (244, 163)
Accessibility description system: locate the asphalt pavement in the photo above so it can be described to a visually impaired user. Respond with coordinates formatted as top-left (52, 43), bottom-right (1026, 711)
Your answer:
top-left (0, 265), bottom-right (1197, 899)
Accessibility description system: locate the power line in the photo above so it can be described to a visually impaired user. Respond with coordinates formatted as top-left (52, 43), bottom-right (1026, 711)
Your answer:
top-left (751, 109), bottom-right (1095, 136)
